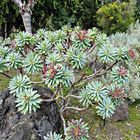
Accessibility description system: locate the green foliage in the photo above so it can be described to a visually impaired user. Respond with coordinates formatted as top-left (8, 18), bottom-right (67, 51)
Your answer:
top-left (110, 66), bottom-right (129, 85)
top-left (44, 132), bottom-right (63, 140)
top-left (15, 88), bottom-right (42, 114)
top-left (96, 33), bottom-right (108, 47)
top-left (66, 119), bottom-right (89, 140)
top-left (46, 52), bottom-right (63, 64)
top-left (36, 40), bottom-right (51, 55)
top-left (5, 52), bottom-right (22, 69)
top-left (9, 75), bottom-right (32, 95)
top-left (87, 81), bottom-right (107, 102)
top-left (106, 84), bottom-right (126, 106)
top-left (96, 97), bottom-right (116, 119)
top-left (98, 45), bottom-right (115, 63)
top-left (79, 88), bottom-right (93, 107)
top-left (0, 59), bottom-right (7, 73)
top-left (15, 32), bottom-right (36, 50)
top-left (66, 48), bottom-right (87, 69)
top-left (1, 0), bottom-right (101, 37)
top-left (1, 22), bottom-right (140, 138)
top-left (0, 0), bottom-right (21, 37)
top-left (96, 2), bottom-right (135, 34)
top-left (44, 64), bottom-right (74, 87)
top-left (0, 46), bottom-right (9, 59)
top-left (23, 51), bottom-right (43, 74)
top-left (72, 30), bottom-right (91, 50)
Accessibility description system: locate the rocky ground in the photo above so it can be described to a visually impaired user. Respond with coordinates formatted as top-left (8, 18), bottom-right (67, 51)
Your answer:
top-left (0, 86), bottom-right (62, 140)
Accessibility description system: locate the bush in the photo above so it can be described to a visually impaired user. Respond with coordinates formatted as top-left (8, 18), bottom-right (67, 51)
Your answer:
top-left (96, 2), bottom-right (135, 34)
top-left (109, 20), bottom-right (140, 100)
top-left (0, 23), bottom-right (140, 138)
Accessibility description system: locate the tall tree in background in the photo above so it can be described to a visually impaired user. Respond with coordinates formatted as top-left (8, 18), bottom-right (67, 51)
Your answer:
top-left (11, 0), bottom-right (35, 34)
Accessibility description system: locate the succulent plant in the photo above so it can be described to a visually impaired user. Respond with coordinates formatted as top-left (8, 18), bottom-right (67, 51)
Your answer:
top-left (36, 29), bottom-right (47, 41)
top-left (47, 31), bottom-right (57, 45)
top-left (44, 64), bottom-right (74, 87)
top-left (72, 30), bottom-right (91, 50)
top-left (5, 52), bottom-right (22, 69)
top-left (44, 132), bottom-right (63, 140)
top-left (36, 40), bottom-right (51, 55)
top-left (79, 88), bottom-right (93, 107)
top-left (23, 51), bottom-right (43, 74)
top-left (9, 74), bottom-right (32, 95)
top-left (98, 45), bottom-right (115, 63)
top-left (110, 66), bottom-right (129, 85)
top-left (15, 88), bottom-right (42, 114)
top-left (0, 58), bottom-right (7, 72)
top-left (15, 32), bottom-right (36, 50)
top-left (106, 84), bottom-right (126, 106)
top-left (114, 46), bottom-right (128, 61)
top-left (46, 52), bottom-right (63, 64)
top-left (87, 81), bottom-right (107, 102)
top-left (0, 46), bottom-right (9, 59)
top-left (96, 33), bottom-right (109, 47)
top-left (96, 97), bottom-right (116, 119)
top-left (55, 30), bottom-right (67, 43)
top-left (66, 119), bottom-right (89, 140)
top-left (66, 48), bottom-right (87, 69)
top-left (0, 21), bottom-right (139, 138)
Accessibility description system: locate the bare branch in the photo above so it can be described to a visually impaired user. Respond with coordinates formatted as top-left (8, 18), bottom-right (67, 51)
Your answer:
top-left (42, 96), bottom-right (59, 102)
top-left (72, 73), bottom-right (86, 87)
top-left (84, 67), bottom-right (103, 80)
top-left (60, 111), bottom-right (67, 137)
top-left (32, 81), bottom-right (44, 84)
top-left (65, 95), bottom-right (81, 99)
top-left (86, 43), bottom-right (96, 55)
top-left (63, 106), bottom-right (87, 112)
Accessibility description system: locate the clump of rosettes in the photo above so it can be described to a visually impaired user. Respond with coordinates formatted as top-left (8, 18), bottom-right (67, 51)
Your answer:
top-left (66, 119), bottom-right (89, 140)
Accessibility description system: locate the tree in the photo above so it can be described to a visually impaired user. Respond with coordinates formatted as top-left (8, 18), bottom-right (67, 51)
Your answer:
top-left (11, 0), bottom-right (35, 33)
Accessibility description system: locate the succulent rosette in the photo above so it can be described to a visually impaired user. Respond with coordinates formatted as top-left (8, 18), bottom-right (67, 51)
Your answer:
top-left (15, 88), bottom-right (42, 114)
top-left (66, 119), bottom-right (89, 140)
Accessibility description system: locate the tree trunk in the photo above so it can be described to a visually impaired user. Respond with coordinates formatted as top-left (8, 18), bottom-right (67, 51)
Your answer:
top-left (21, 12), bottom-right (32, 34)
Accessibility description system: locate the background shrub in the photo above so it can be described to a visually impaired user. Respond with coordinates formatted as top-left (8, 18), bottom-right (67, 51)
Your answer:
top-left (96, 2), bottom-right (135, 34)
top-left (0, 0), bottom-right (139, 37)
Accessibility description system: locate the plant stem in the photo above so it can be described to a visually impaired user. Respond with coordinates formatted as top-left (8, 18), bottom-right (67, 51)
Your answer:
top-left (60, 111), bottom-right (67, 137)
top-left (1, 73), bottom-right (12, 78)
top-left (103, 119), bottom-right (106, 127)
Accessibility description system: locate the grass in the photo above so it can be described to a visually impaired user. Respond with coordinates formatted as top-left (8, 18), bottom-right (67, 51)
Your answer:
top-left (0, 73), bottom-right (140, 140)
